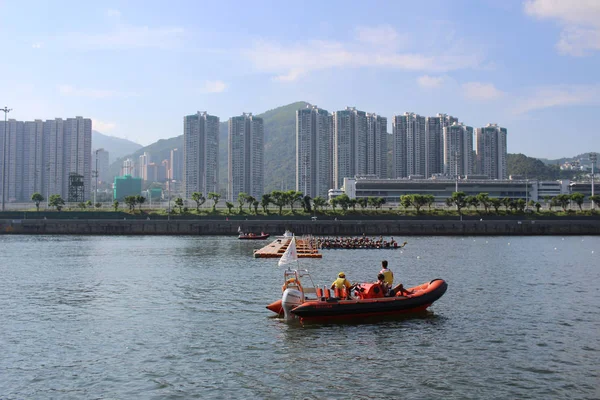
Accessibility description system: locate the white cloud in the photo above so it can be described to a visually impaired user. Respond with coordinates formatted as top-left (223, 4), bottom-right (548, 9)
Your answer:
top-left (31, 42), bottom-right (42, 49)
top-left (417, 75), bottom-right (445, 88)
top-left (56, 24), bottom-right (184, 50)
top-left (92, 119), bottom-right (116, 132)
top-left (57, 84), bottom-right (137, 99)
top-left (202, 80), bottom-right (227, 93)
top-left (462, 82), bottom-right (504, 100)
top-left (513, 84), bottom-right (600, 114)
top-left (245, 29), bottom-right (481, 82)
top-left (524, 0), bottom-right (600, 55)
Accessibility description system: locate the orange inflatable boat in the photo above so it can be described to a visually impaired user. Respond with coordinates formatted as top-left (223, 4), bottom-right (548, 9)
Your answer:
top-left (267, 270), bottom-right (447, 321)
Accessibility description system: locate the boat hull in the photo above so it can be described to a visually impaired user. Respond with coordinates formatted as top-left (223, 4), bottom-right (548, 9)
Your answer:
top-left (238, 234), bottom-right (270, 240)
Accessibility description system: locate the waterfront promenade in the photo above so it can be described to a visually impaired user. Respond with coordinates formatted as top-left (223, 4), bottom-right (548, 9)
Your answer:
top-left (1, 217), bottom-right (599, 235)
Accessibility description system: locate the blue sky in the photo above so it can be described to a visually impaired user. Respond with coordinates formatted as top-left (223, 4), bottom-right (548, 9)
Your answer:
top-left (1, 0), bottom-right (599, 159)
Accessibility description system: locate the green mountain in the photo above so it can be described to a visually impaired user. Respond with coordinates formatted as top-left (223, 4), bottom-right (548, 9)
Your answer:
top-left (92, 130), bottom-right (143, 163)
top-left (108, 101), bottom-right (308, 191)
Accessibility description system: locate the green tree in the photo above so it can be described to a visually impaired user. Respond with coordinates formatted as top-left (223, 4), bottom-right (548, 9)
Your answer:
top-left (400, 195), bottom-right (412, 211)
top-left (252, 200), bottom-right (259, 214)
top-left (570, 192), bottom-right (585, 211)
top-left (86, 200), bottom-right (92, 208)
top-left (49, 194), bottom-right (65, 211)
top-left (31, 192), bottom-right (44, 211)
top-left (78, 202), bottom-right (87, 210)
top-left (287, 190), bottom-right (303, 212)
top-left (466, 196), bottom-right (479, 211)
top-left (302, 195), bottom-right (312, 213)
top-left (534, 202), bottom-right (542, 213)
top-left (554, 194), bottom-right (571, 211)
top-left (312, 196), bottom-right (326, 213)
top-left (335, 194), bottom-right (351, 211)
top-left (589, 195), bottom-right (600, 210)
top-left (270, 191), bottom-right (287, 215)
top-left (208, 192), bottom-right (221, 212)
top-left (124, 195), bottom-right (137, 212)
top-left (424, 194), bottom-right (435, 210)
top-left (502, 197), bottom-right (512, 212)
top-left (174, 197), bottom-right (184, 213)
top-left (113, 200), bottom-right (119, 211)
top-left (476, 193), bottom-right (491, 213)
top-left (330, 197), bottom-right (338, 212)
top-left (237, 192), bottom-right (248, 213)
top-left (191, 192), bottom-right (206, 212)
top-left (136, 195), bottom-right (146, 211)
top-left (225, 201), bottom-right (234, 214)
top-left (357, 197), bottom-right (368, 210)
top-left (348, 198), bottom-right (357, 212)
top-left (261, 194), bottom-right (272, 214)
top-left (490, 198), bottom-right (502, 213)
top-left (246, 195), bottom-right (256, 212)
top-left (516, 199), bottom-right (526, 212)
top-left (448, 192), bottom-right (467, 214)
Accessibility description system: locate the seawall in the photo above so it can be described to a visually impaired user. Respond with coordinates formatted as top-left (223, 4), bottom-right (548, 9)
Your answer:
top-left (1, 218), bottom-right (600, 235)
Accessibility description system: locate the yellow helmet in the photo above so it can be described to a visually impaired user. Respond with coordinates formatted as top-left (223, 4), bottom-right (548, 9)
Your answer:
top-left (338, 272), bottom-right (345, 278)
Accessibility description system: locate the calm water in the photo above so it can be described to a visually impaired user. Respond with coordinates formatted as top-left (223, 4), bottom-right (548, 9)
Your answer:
top-left (0, 234), bottom-right (598, 399)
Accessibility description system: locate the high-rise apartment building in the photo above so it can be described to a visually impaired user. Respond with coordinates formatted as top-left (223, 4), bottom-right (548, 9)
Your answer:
top-left (475, 124), bottom-right (507, 179)
top-left (92, 148), bottom-right (110, 183)
top-left (183, 111), bottom-right (220, 199)
top-left (169, 148), bottom-right (183, 181)
top-left (138, 152), bottom-right (150, 181)
top-left (121, 158), bottom-right (135, 176)
top-left (296, 105), bottom-right (332, 198)
top-left (425, 113), bottom-right (458, 178)
top-left (0, 116), bottom-right (91, 203)
top-left (333, 107), bottom-right (372, 188)
top-left (443, 122), bottom-right (474, 177)
top-left (228, 113), bottom-right (264, 201)
top-left (392, 112), bottom-right (426, 178)
top-left (366, 113), bottom-right (388, 179)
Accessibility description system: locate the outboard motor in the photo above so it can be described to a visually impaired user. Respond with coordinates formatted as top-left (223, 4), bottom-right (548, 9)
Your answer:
top-left (281, 288), bottom-right (304, 320)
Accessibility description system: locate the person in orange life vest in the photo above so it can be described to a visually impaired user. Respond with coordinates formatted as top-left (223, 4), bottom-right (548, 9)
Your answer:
top-left (380, 260), bottom-right (394, 286)
top-left (331, 272), bottom-right (352, 299)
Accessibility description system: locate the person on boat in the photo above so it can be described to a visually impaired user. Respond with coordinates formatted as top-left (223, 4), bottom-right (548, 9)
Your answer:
top-left (331, 272), bottom-right (353, 299)
top-left (379, 260), bottom-right (394, 286)
top-left (376, 273), bottom-right (392, 296)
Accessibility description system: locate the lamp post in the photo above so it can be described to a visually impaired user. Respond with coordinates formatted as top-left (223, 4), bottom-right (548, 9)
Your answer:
top-left (1, 106), bottom-right (12, 212)
top-left (93, 148), bottom-right (103, 206)
top-left (591, 152), bottom-right (597, 210)
top-left (46, 162), bottom-right (50, 209)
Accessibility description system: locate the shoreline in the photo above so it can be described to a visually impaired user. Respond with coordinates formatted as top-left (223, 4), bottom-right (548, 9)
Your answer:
top-left (2, 218), bottom-right (599, 236)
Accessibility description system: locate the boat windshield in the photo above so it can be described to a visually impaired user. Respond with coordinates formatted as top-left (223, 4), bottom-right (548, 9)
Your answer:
top-left (283, 269), bottom-right (317, 299)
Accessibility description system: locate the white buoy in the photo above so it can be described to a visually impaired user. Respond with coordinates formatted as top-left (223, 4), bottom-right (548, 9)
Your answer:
top-left (554, 247), bottom-right (557, 250)
top-left (417, 256), bottom-right (420, 259)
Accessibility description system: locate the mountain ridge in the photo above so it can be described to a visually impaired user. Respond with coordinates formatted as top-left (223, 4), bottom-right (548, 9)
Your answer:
top-left (92, 130), bottom-right (143, 163)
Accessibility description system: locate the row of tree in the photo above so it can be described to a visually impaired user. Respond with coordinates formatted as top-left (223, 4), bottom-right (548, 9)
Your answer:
top-left (29, 190), bottom-right (600, 214)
